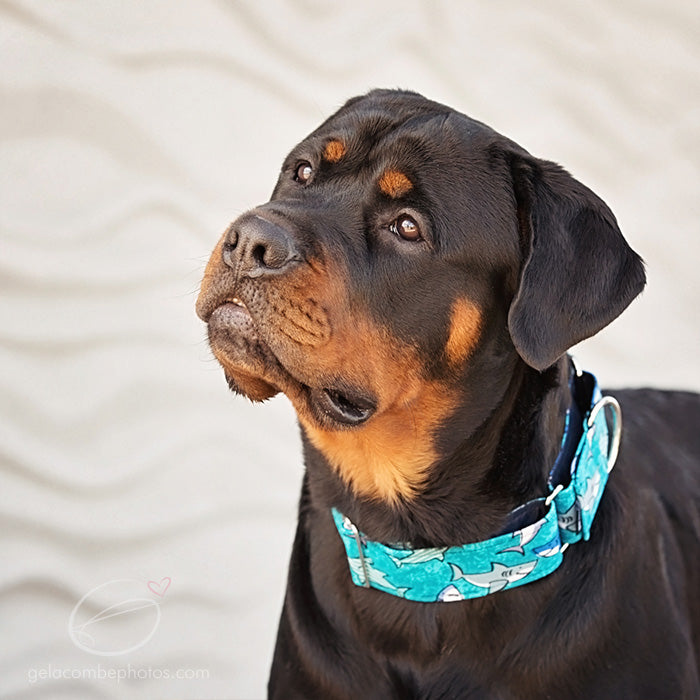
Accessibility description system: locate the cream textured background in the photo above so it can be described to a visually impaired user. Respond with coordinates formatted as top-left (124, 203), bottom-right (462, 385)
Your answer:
top-left (1, 2), bottom-right (699, 698)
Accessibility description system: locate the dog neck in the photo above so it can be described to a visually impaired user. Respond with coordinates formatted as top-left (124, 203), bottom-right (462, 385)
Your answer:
top-left (302, 355), bottom-right (572, 548)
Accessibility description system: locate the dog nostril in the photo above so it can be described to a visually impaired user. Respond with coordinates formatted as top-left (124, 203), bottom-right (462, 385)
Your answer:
top-left (222, 241), bottom-right (237, 268)
top-left (226, 227), bottom-right (239, 249)
top-left (252, 240), bottom-right (292, 270)
top-left (234, 214), bottom-right (298, 276)
top-left (252, 243), bottom-right (266, 267)
top-left (221, 226), bottom-right (240, 269)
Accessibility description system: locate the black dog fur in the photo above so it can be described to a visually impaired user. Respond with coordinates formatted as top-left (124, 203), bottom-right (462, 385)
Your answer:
top-left (197, 90), bottom-right (700, 699)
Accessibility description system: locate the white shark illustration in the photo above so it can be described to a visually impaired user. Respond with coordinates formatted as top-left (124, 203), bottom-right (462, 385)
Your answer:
top-left (437, 584), bottom-right (464, 602)
top-left (498, 519), bottom-right (545, 555)
top-left (450, 560), bottom-right (537, 594)
top-left (577, 471), bottom-right (602, 512)
top-left (533, 537), bottom-right (561, 558)
top-left (390, 547), bottom-right (448, 567)
top-left (347, 557), bottom-right (409, 596)
top-left (557, 502), bottom-right (581, 533)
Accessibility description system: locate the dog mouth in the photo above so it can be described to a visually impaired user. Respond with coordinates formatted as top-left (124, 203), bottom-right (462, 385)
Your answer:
top-left (310, 387), bottom-right (377, 426)
top-left (209, 297), bottom-right (257, 337)
top-left (207, 298), bottom-right (377, 427)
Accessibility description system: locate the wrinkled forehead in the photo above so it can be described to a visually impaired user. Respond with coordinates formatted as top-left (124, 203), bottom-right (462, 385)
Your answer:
top-left (306, 97), bottom-right (449, 156)
top-left (283, 94), bottom-right (466, 180)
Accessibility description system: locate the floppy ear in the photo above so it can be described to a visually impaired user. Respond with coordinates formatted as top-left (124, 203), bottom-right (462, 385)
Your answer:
top-left (506, 152), bottom-right (646, 371)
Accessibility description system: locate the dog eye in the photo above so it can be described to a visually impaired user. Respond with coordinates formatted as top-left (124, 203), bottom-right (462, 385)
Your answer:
top-left (389, 214), bottom-right (422, 242)
top-left (294, 161), bottom-right (313, 184)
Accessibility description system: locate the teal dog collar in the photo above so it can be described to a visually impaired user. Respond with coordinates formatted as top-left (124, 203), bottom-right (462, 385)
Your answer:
top-left (332, 368), bottom-right (621, 602)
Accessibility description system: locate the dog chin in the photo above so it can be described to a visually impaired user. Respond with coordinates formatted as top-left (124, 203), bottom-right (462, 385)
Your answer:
top-left (209, 334), bottom-right (298, 403)
top-left (207, 314), bottom-right (290, 402)
top-left (224, 370), bottom-right (280, 402)
top-left (219, 351), bottom-right (376, 428)
top-left (207, 304), bottom-right (376, 426)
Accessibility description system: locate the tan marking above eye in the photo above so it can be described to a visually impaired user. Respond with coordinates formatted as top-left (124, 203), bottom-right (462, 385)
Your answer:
top-left (446, 298), bottom-right (482, 366)
top-left (323, 140), bottom-right (346, 163)
top-left (379, 170), bottom-right (413, 198)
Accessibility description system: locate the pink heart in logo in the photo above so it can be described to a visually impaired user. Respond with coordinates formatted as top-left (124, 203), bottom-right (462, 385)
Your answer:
top-left (147, 577), bottom-right (171, 597)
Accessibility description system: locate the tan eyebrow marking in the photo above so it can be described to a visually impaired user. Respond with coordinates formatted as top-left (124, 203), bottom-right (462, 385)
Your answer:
top-left (379, 170), bottom-right (413, 198)
top-left (323, 140), bottom-right (346, 163)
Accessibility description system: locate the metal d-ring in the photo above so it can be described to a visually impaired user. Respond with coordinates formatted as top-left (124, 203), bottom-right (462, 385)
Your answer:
top-left (587, 395), bottom-right (622, 473)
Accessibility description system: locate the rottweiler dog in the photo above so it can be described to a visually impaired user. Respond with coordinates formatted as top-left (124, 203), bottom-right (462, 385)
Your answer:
top-left (196, 90), bottom-right (700, 699)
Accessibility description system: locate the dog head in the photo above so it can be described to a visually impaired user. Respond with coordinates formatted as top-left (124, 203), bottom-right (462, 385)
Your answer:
top-left (197, 89), bottom-right (645, 503)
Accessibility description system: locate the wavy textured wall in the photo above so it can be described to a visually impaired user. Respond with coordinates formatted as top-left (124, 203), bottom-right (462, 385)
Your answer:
top-left (1, 1), bottom-right (699, 697)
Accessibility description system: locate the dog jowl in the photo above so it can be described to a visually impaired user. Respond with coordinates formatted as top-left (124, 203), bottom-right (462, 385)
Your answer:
top-left (197, 90), bottom-right (700, 699)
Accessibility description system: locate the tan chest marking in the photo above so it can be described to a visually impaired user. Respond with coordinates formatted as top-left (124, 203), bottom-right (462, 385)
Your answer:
top-left (301, 382), bottom-right (455, 503)
top-left (297, 318), bottom-right (457, 503)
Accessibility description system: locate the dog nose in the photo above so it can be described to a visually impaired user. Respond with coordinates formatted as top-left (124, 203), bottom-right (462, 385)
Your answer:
top-left (223, 214), bottom-right (299, 277)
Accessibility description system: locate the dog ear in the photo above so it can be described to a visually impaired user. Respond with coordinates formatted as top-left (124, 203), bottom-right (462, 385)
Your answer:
top-left (506, 151), bottom-right (646, 371)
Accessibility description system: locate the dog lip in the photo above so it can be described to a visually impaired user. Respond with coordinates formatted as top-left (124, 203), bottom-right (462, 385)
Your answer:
top-left (207, 307), bottom-right (377, 428)
top-left (311, 386), bottom-right (377, 427)
top-left (198, 294), bottom-right (248, 323)
top-left (204, 295), bottom-right (376, 427)
top-left (225, 297), bottom-right (247, 308)
top-left (218, 297), bottom-right (250, 320)
top-left (207, 302), bottom-right (255, 339)
top-left (207, 304), bottom-right (308, 392)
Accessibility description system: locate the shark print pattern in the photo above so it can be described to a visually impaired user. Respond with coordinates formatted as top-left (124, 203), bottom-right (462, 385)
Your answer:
top-left (498, 520), bottom-right (546, 555)
top-left (347, 557), bottom-right (409, 596)
top-left (390, 548), bottom-right (448, 567)
top-left (450, 561), bottom-right (538, 594)
top-left (557, 501), bottom-right (581, 534)
top-left (533, 536), bottom-right (562, 558)
top-left (437, 584), bottom-right (464, 602)
top-left (578, 471), bottom-right (602, 512)
top-left (331, 504), bottom-right (563, 602)
top-left (564, 385), bottom-right (614, 541)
